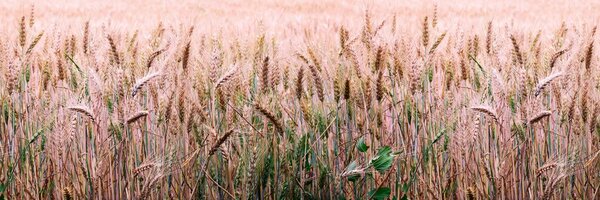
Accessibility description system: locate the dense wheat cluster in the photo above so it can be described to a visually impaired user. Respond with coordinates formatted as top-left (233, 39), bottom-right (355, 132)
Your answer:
top-left (0, 2), bottom-right (599, 199)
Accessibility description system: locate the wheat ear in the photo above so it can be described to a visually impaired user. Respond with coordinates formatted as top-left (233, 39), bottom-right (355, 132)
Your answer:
top-left (132, 71), bottom-right (161, 97)
top-left (534, 72), bottom-right (563, 96)
top-left (68, 106), bottom-right (95, 122)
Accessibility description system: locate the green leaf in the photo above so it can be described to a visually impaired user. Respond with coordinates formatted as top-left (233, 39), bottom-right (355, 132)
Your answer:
top-left (370, 146), bottom-right (394, 172)
top-left (357, 138), bottom-right (369, 152)
top-left (344, 161), bottom-right (360, 181)
top-left (368, 187), bottom-right (391, 200)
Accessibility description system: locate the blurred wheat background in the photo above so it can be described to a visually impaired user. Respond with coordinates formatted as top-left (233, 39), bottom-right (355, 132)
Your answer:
top-left (0, 0), bottom-right (599, 199)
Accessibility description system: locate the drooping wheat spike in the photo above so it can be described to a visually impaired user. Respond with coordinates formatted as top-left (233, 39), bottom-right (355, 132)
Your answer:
top-left (254, 102), bottom-right (284, 134)
top-left (83, 21), bottom-right (89, 54)
top-left (207, 129), bottom-right (234, 157)
top-left (429, 31), bottom-right (447, 55)
top-left (68, 106), bottom-right (95, 122)
top-left (214, 66), bottom-right (238, 90)
top-left (584, 41), bottom-right (594, 71)
top-left (107, 35), bottom-right (121, 66)
top-left (470, 105), bottom-right (499, 123)
top-left (261, 56), bottom-right (270, 93)
top-left (132, 71), bottom-right (161, 97)
top-left (486, 21), bottom-right (493, 54)
top-left (19, 16), bottom-right (26, 48)
top-left (296, 52), bottom-right (310, 65)
top-left (182, 41), bottom-right (191, 73)
top-left (510, 34), bottom-right (524, 66)
top-left (376, 69), bottom-right (384, 102)
top-left (536, 163), bottom-right (558, 179)
top-left (25, 31), bottom-right (43, 55)
top-left (127, 111), bottom-right (149, 124)
top-left (549, 48), bottom-right (568, 69)
top-left (422, 16), bottom-right (430, 48)
top-left (534, 72), bottom-right (563, 96)
top-left (308, 65), bottom-right (324, 102)
top-left (296, 67), bottom-right (304, 101)
top-left (134, 163), bottom-right (156, 177)
top-left (529, 110), bottom-right (552, 125)
top-left (146, 48), bottom-right (165, 69)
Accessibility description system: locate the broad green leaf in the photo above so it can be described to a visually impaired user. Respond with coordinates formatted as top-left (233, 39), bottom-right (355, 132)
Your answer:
top-left (344, 161), bottom-right (360, 181)
top-left (368, 187), bottom-right (391, 200)
top-left (370, 146), bottom-right (394, 172)
top-left (357, 137), bottom-right (369, 152)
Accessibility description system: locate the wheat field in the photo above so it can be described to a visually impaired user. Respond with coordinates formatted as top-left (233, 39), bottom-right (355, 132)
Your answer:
top-left (0, 1), bottom-right (599, 199)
